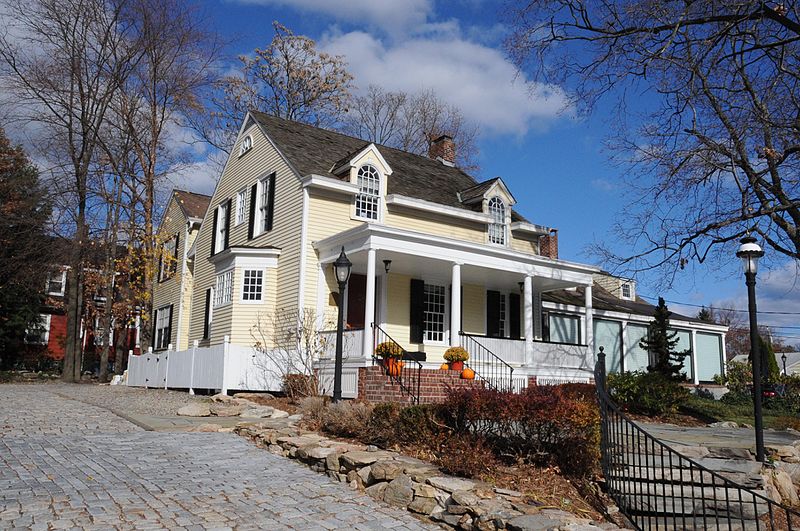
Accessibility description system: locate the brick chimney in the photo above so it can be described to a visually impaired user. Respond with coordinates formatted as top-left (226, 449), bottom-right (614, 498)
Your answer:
top-left (539, 229), bottom-right (559, 259)
top-left (428, 134), bottom-right (456, 166)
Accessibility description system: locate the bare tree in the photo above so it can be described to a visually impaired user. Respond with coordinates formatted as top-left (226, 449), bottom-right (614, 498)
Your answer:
top-left (250, 308), bottom-right (349, 399)
top-left (343, 85), bottom-right (480, 170)
top-left (505, 1), bottom-right (800, 283)
top-left (194, 21), bottom-right (353, 155)
top-left (0, 0), bottom-right (141, 381)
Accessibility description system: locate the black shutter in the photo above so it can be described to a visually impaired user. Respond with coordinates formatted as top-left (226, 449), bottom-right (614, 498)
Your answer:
top-left (409, 278), bottom-right (425, 343)
top-left (152, 308), bottom-right (159, 348)
top-left (210, 207), bottom-right (218, 256)
top-left (265, 172), bottom-right (276, 232)
top-left (509, 292), bottom-right (521, 339)
top-left (202, 288), bottom-right (211, 339)
top-left (224, 199), bottom-right (232, 249)
top-left (157, 247), bottom-right (163, 282)
top-left (247, 183), bottom-right (257, 239)
top-left (167, 304), bottom-right (174, 348)
top-left (486, 290), bottom-right (500, 338)
top-left (172, 234), bottom-right (180, 275)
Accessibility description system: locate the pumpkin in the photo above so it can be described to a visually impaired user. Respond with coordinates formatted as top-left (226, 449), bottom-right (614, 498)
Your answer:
top-left (387, 363), bottom-right (402, 377)
top-left (461, 367), bottom-right (475, 380)
top-left (440, 363), bottom-right (450, 371)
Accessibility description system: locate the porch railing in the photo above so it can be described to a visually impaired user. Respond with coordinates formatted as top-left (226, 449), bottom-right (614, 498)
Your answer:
top-left (372, 323), bottom-right (422, 404)
top-left (595, 347), bottom-right (800, 530)
top-left (459, 332), bottom-right (514, 391)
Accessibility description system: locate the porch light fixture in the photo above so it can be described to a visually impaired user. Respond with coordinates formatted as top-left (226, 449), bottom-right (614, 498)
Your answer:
top-left (383, 259), bottom-right (392, 274)
top-left (332, 247), bottom-right (352, 403)
top-left (782, 353), bottom-right (788, 376)
top-left (736, 235), bottom-right (765, 462)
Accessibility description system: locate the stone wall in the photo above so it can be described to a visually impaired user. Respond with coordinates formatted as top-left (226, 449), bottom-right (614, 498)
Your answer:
top-left (358, 366), bottom-right (484, 404)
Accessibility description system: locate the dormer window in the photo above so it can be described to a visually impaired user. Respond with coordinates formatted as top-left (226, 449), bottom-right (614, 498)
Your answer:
top-left (488, 196), bottom-right (507, 245)
top-left (621, 282), bottom-right (633, 300)
top-left (355, 164), bottom-right (380, 220)
top-left (239, 135), bottom-right (253, 157)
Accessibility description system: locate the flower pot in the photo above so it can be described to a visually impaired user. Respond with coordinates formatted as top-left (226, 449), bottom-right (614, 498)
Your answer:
top-left (449, 361), bottom-right (464, 371)
top-left (461, 368), bottom-right (475, 380)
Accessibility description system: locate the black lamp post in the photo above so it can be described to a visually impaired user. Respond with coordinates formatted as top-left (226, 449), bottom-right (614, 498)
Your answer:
top-left (782, 353), bottom-right (788, 376)
top-left (332, 247), bottom-right (352, 403)
top-left (736, 235), bottom-right (766, 462)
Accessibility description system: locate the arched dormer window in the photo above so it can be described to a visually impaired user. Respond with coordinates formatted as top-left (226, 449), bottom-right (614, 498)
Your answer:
top-left (355, 164), bottom-right (380, 220)
top-left (488, 196), bottom-right (507, 245)
top-left (239, 135), bottom-right (253, 156)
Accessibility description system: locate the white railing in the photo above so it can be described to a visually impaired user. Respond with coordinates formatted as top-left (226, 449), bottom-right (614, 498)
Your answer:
top-left (531, 340), bottom-right (593, 371)
top-left (319, 328), bottom-right (365, 360)
top-left (471, 336), bottom-right (526, 365)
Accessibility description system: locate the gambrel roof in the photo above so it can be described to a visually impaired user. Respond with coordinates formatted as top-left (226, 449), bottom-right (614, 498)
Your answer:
top-left (251, 111), bottom-right (527, 221)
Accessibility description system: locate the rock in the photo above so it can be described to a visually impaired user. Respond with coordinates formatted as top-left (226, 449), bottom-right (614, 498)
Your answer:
top-left (428, 476), bottom-right (476, 493)
top-left (270, 409), bottom-right (289, 419)
top-left (432, 512), bottom-right (463, 526)
top-left (188, 423), bottom-right (220, 432)
top-left (366, 445), bottom-right (379, 452)
top-left (706, 447), bottom-right (753, 460)
top-left (210, 403), bottom-right (245, 417)
top-left (506, 514), bottom-right (562, 531)
top-left (240, 406), bottom-right (275, 418)
top-left (768, 445), bottom-right (799, 459)
top-left (457, 515), bottom-right (473, 530)
top-left (287, 414), bottom-right (303, 423)
top-left (358, 466), bottom-right (372, 486)
top-left (365, 482), bottom-right (388, 500)
top-left (307, 447), bottom-right (338, 460)
top-left (405, 465), bottom-right (440, 483)
top-left (370, 460), bottom-right (405, 482)
top-left (295, 445), bottom-right (322, 460)
top-left (408, 496), bottom-right (440, 516)
top-left (341, 450), bottom-right (393, 468)
top-left (210, 393), bottom-right (232, 403)
top-left (494, 487), bottom-right (524, 498)
top-left (233, 392), bottom-right (274, 404)
top-left (177, 403), bottom-right (211, 417)
top-left (710, 421), bottom-right (740, 429)
top-left (671, 445), bottom-right (710, 459)
top-left (451, 490), bottom-right (480, 507)
top-left (447, 504), bottom-right (470, 515)
top-left (772, 469), bottom-right (800, 506)
top-left (412, 483), bottom-right (439, 498)
top-left (383, 474), bottom-right (414, 507)
top-left (326, 453), bottom-right (340, 471)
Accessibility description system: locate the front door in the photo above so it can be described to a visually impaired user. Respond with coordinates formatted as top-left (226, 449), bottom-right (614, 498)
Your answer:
top-left (346, 274), bottom-right (366, 328)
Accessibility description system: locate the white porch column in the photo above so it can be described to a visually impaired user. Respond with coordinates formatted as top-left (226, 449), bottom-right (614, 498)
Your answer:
top-left (584, 284), bottom-right (594, 356)
top-left (691, 330), bottom-right (700, 385)
top-left (450, 263), bottom-right (461, 346)
top-left (523, 275), bottom-right (534, 366)
top-left (362, 248), bottom-right (376, 359)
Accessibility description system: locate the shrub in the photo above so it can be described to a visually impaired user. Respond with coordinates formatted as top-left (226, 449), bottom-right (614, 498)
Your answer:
top-left (720, 390), bottom-right (751, 406)
top-left (693, 386), bottom-right (716, 400)
top-left (282, 373), bottom-right (318, 400)
top-left (298, 396), bottom-right (327, 429)
top-left (713, 360), bottom-right (752, 394)
top-left (607, 371), bottom-right (690, 416)
top-left (375, 341), bottom-right (403, 358)
top-left (320, 401), bottom-right (374, 438)
top-left (443, 346), bottom-right (469, 362)
top-left (437, 434), bottom-right (498, 479)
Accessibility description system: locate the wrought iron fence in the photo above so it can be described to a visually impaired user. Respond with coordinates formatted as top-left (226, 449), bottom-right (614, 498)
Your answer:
top-left (459, 332), bottom-right (514, 391)
top-left (595, 347), bottom-right (800, 530)
top-left (372, 323), bottom-right (422, 404)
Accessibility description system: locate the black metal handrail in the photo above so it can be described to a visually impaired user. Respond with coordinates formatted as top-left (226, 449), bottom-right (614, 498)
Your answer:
top-left (459, 332), bottom-right (514, 391)
top-left (595, 347), bottom-right (800, 530)
top-left (372, 323), bottom-right (422, 404)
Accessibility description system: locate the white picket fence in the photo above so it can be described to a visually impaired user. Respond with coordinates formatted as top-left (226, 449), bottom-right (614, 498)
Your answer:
top-left (126, 336), bottom-right (282, 393)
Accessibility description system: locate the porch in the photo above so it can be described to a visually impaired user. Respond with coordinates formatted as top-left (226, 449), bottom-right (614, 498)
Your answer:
top-left (314, 224), bottom-right (600, 390)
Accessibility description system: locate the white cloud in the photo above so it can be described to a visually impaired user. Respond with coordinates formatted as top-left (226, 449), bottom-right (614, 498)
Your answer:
top-left (166, 155), bottom-right (223, 196)
top-left (232, 0), bottom-right (432, 36)
top-left (321, 31), bottom-right (569, 137)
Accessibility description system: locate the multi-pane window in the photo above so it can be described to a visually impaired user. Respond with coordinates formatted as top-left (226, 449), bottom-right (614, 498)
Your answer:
top-left (424, 284), bottom-right (446, 342)
top-left (154, 307), bottom-right (170, 350)
top-left (239, 134), bottom-right (253, 156)
top-left (260, 175), bottom-right (271, 233)
top-left (215, 203), bottom-right (228, 252)
top-left (159, 237), bottom-right (176, 281)
top-left (242, 269), bottom-right (263, 301)
top-left (621, 283), bottom-right (632, 299)
top-left (355, 164), bottom-right (380, 220)
top-left (47, 271), bottom-right (66, 296)
top-left (488, 196), bottom-right (506, 245)
top-left (25, 314), bottom-right (51, 345)
top-left (214, 270), bottom-right (233, 307)
top-left (236, 188), bottom-right (247, 226)
top-left (498, 294), bottom-right (506, 337)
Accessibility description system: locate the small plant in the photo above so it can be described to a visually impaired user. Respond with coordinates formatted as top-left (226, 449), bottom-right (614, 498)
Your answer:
top-left (607, 370), bottom-right (690, 417)
top-left (444, 346), bottom-right (469, 363)
top-left (714, 360), bottom-right (752, 394)
top-left (375, 341), bottom-right (403, 359)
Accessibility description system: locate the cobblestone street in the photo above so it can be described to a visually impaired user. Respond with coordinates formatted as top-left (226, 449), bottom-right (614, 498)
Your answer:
top-left (0, 384), bottom-right (435, 530)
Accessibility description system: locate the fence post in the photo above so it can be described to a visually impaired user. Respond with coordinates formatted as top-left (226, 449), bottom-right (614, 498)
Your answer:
top-left (189, 340), bottom-right (198, 395)
top-left (164, 344), bottom-right (172, 389)
top-left (596, 346), bottom-right (606, 393)
top-left (126, 349), bottom-right (133, 386)
top-left (145, 346), bottom-right (153, 389)
top-left (221, 335), bottom-right (230, 395)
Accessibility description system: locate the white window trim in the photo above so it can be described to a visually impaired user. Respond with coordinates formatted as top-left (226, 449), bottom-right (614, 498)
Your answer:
top-left (213, 269), bottom-right (234, 309)
top-left (241, 268), bottom-right (265, 304)
top-left (154, 306), bottom-right (171, 350)
top-left (215, 203), bottom-right (228, 252)
top-left (254, 174), bottom-right (272, 237)
top-left (422, 282), bottom-right (449, 346)
top-left (487, 196), bottom-right (508, 247)
top-left (235, 188), bottom-right (247, 226)
top-left (47, 271), bottom-right (67, 296)
top-left (353, 164), bottom-right (382, 222)
top-left (239, 134), bottom-right (253, 157)
top-left (25, 314), bottom-right (51, 345)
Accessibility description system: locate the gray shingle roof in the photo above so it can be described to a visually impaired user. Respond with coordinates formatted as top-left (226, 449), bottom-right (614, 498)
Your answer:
top-left (173, 189), bottom-right (211, 219)
top-left (250, 112), bottom-right (528, 222)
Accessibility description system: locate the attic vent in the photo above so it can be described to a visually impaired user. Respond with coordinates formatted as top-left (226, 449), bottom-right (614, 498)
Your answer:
top-left (428, 134), bottom-right (455, 166)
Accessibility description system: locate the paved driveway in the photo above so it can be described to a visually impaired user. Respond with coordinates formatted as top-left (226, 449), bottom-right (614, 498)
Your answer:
top-left (0, 385), bottom-right (434, 530)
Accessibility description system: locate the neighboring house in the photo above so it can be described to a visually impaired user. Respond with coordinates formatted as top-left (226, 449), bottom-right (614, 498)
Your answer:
top-left (733, 352), bottom-right (800, 376)
top-left (145, 112), bottom-right (727, 397)
top-left (151, 189), bottom-right (210, 352)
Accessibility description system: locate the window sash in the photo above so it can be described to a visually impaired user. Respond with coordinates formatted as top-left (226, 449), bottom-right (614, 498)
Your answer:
top-left (215, 204), bottom-right (228, 252)
top-left (242, 269), bottom-right (263, 301)
top-left (213, 271), bottom-right (233, 308)
top-left (355, 165), bottom-right (380, 220)
top-left (236, 189), bottom-right (247, 225)
top-left (155, 307), bottom-right (170, 350)
top-left (25, 314), bottom-right (51, 345)
top-left (423, 284), bottom-right (446, 343)
top-left (47, 271), bottom-right (66, 296)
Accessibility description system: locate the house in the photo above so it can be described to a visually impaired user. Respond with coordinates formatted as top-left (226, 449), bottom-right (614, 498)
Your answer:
top-left (141, 112), bottom-right (727, 399)
top-left (733, 351), bottom-right (800, 377)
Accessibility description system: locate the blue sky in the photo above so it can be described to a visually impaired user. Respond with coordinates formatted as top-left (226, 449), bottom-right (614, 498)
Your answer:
top-left (187, 0), bottom-right (800, 344)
